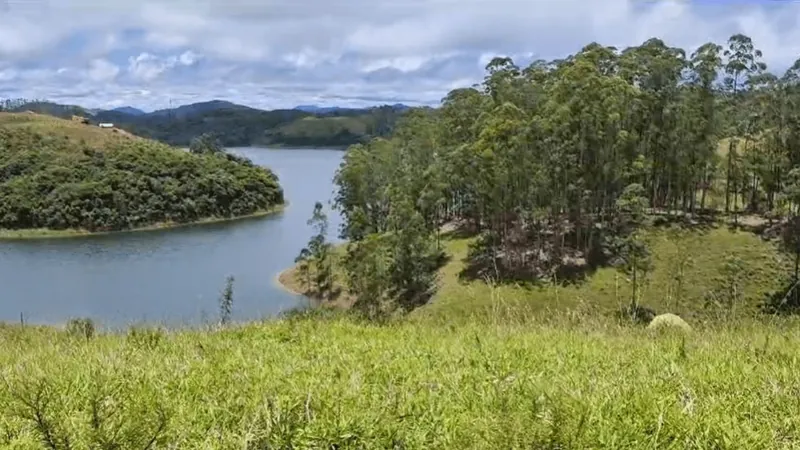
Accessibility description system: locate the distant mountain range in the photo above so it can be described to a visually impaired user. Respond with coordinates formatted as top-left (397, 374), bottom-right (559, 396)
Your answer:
top-left (111, 106), bottom-right (145, 116)
top-left (294, 103), bottom-right (409, 114)
top-left (1, 99), bottom-right (416, 148)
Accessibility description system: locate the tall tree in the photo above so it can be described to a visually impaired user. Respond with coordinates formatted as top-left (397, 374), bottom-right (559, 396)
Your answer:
top-left (296, 202), bottom-right (335, 298)
top-left (722, 34), bottom-right (767, 214)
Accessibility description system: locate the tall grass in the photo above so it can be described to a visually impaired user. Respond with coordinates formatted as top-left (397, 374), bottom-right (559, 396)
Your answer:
top-left (2, 312), bottom-right (800, 449)
top-left (1, 224), bottom-right (794, 448)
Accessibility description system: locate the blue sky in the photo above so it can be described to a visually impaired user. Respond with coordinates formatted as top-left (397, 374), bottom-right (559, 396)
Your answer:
top-left (1, 0), bottom-right (799, 111)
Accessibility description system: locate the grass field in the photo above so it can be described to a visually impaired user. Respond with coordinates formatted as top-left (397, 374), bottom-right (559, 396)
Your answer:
top-left (281, 225), bottom-right (790, 324)
top-left (3, 313), bottom-right (800, 449)
top-left (0, 112), bottom-right (141, 149)
top-left (1, 226), bottom-right (796, 448)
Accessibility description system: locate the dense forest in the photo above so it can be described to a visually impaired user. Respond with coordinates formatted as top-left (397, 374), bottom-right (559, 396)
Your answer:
top-left (307, 34), bottom-right (800, 317)
top-left (1, 99), bottom-right (407, 148)
top-left (0, 114), bottom-right (284, 232)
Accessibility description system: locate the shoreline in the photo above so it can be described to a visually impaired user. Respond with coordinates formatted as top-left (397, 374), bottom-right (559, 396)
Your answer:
top-left (251, 144), bottom-right (349, 151)
top-left (0, 204), bottom-right (287, 240)
top-left (274, 267), bottom-right (305, 296)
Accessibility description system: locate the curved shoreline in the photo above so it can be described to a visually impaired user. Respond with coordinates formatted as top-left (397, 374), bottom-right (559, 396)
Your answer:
top-left (0, 204), bottom-right (287, 240)
top-left (274, 267), bottom-right (305, 296)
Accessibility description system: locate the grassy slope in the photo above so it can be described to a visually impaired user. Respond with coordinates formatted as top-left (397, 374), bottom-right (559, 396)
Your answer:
top-left (0, 112), bottom-right (142, 149)
top-left (281, 226), bottom-right (788, 323)
top-left (0, 227), bottom-right (794, 448)
top-left (277, 116), bottom-right (369, 135)
top-left (3, 315), bottom-right (800, 448)
top-left (263, 115), bottom-right (373, 148)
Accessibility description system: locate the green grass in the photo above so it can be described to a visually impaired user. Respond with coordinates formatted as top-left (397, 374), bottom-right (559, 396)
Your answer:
top-left (281, 225), bottom-right (788, 323)
top-left (419, 226), bottom-right (788, 323)
top-left (3, 315), bottom-right (800, 449)
top-left (277, 116), bottom-right (370, 137)
top-left (3, 224), bottom-right (794, 448)
top-left (0, 112), bottom-right (141, 149)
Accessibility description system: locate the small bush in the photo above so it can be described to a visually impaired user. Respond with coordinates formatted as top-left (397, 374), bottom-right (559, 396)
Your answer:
top-left (219, 275), bottom-right (235, 326)
top-left (616, 304), bottom-right (656, 324)
top-left (65, 317), bottom-right (95, 341)
top-left (127, 325), bottom-right (165, 351)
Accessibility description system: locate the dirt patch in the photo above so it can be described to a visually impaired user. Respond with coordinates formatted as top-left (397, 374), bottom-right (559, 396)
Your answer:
top-left (275, 265), bottom-right (354, 309)
top-left (275, 268), bottom-right (305, 296)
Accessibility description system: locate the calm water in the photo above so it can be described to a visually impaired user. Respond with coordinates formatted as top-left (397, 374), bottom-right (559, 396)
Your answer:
top-left (0, 148), bottom-right (344, 328)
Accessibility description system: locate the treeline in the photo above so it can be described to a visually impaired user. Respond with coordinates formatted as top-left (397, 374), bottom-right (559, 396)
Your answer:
top-left (329, 34), bottom-right (800, 316)
top-left (0, 126), bottom-right (284, 232)
top-left (0, 98), bottom-right (46, 111)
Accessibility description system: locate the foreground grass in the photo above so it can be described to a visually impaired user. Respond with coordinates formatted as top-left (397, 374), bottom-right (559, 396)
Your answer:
top-left (2, 314), bottom-right (800, 449)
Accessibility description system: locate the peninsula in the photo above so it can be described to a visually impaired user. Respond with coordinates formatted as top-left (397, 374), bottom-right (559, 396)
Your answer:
top-left (0, 112), bottom-right (285, 238)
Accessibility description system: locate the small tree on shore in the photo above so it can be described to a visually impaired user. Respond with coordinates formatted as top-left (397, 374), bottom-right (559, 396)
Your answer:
top-left (295, 202), bottom-right (335, 299)
top-left (219, 275), bottom-right (235, 326)
top-left (294, 247), bottom-right (312, 291)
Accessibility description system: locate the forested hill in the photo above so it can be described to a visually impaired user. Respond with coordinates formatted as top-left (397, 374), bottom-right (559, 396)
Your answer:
top-left (0, 99), bottom-right (410, 148)
top-left (0, 112), bottom-right (284, 235)
top-left (316, 34), bottom-right (800, 317)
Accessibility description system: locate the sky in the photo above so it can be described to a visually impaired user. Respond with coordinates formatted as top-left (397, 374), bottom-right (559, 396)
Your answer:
top-left (1, 0), bottom-right (799, 111)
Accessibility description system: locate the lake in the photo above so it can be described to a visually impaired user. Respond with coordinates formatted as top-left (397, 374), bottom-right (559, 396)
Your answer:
top-left (0, 147), bottom-right (344, 328)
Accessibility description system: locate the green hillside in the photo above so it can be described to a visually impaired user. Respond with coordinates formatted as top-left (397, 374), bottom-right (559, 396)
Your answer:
top-left (0, 112), bottom-right (284, 237)
top-left (92, 103), bottom-right (406, 148)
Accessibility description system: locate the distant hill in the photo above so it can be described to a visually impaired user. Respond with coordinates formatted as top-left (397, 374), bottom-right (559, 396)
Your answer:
top-left (111, 106), bottom-right (146, 116)
top-left (0, 111), bottom-right (142, 147)
top-left (147, 100), bottom-right (255, 119)
top-left (7, 99), bottom-right (412, 148)
top-left (6, 101), bottom-right (91, 119)
top-left (295, 105), bottom-right (347, 114)
top-left (294, 103), bottom-right (411, 114)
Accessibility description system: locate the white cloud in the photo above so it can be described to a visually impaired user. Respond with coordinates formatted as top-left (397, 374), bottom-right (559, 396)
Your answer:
top-left (127, 51), bottom-right (202, 81)
top-left (0, 69), bottom-right (17, 82)
top-left (1, 0), bottom-right (800, 110)
top-left (87, 59), bottom-right (120, 83)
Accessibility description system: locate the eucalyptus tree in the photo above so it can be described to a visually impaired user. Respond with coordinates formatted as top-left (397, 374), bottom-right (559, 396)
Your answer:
top-left (722, 34), bottom-right (767, 213)
top-left (686, 42), bottom-right (724, 211)
top-left (327, 32), bottom-right (800, 312)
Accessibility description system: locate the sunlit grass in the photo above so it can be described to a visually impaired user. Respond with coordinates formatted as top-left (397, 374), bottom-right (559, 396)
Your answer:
top-left (0, 112), bottom-right (140, 149)
top-left (3, 219), bottom-right (793, 448)
top-left (2, 313), bottom-right (800, 448)
top-left (280, 225), bottom-right (787, 323)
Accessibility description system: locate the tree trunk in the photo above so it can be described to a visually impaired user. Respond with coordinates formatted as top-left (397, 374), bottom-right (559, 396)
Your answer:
top-left (631, 254), bottom-right (638, 310)
top-left (725, 140), bottom-right (734, 213)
